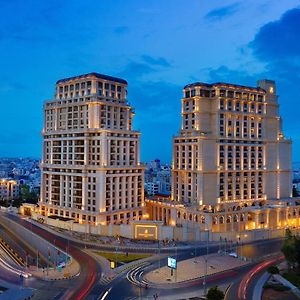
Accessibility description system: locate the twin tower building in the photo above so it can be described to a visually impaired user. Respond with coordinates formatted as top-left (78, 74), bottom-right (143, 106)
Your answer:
top-left (39, 72), bottom-right (296, 235)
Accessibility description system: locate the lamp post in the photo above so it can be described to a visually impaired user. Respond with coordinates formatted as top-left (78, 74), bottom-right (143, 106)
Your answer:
top-left (203, 228), bottom-right (209, 297)
top-left (238, 236), bottom-right (242, 259)
top-left (158, 239), bottom-right (161, 270)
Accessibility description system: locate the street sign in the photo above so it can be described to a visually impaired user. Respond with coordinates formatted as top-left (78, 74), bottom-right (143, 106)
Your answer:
top-left (167, 257), bottom-right (177, 269)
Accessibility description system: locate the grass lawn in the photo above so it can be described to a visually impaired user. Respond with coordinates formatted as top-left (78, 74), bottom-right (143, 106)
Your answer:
top-left (282, 272), bottom-right (300, 288)
top-left (94, 251), bottom-right (151, 264)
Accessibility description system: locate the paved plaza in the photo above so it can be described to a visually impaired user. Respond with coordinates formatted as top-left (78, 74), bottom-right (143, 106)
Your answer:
top-left (145, 253), bottom-right (248, 283)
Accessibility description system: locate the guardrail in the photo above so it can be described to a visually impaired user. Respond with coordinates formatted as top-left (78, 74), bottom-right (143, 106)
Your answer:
top-left (0, 237), bottom-right (25, 266)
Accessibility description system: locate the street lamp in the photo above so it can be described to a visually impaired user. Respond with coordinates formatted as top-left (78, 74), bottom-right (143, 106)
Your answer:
top-left (203, 228), bottom-right (209, 296)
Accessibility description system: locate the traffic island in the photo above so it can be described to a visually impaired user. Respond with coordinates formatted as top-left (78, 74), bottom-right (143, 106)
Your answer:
top-left (145, 253), bottom-right (248, 284)
top-left (29, 258), bottom-right (80, 281)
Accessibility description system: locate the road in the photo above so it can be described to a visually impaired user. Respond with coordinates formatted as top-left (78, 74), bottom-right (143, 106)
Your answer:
top-left (4, 213), bottom-right (103, 300)
top-left (101, 239), bottom-right (284, 300)
top-left (1, 213), bottom-right (286, 300)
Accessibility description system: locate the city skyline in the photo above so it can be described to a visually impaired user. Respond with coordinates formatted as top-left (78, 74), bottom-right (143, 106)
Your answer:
top-left (0, 1), bottom-right (300, 163)
top-left (1, 2), bottom-right (300, 298)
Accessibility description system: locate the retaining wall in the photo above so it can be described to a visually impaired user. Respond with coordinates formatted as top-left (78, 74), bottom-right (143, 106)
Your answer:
top-left (29, 211), bottom-right (292, 243)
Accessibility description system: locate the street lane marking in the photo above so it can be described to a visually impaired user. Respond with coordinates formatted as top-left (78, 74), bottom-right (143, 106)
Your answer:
top-left (100, 287), bottom-right (112, 300)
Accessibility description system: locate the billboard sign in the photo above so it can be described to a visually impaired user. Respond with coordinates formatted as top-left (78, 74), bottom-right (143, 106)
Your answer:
top-left (167, 257), bottom-right (177, 269)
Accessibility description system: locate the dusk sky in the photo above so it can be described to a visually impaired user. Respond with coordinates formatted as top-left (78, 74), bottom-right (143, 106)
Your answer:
top-left (1, 0), bottom-right (300, 163)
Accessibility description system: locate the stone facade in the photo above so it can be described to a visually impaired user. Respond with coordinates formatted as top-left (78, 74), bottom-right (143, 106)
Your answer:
top-left (147, 79), bottom-right (298, 233)
top-left (39, 73), bottom-right (145, 225)
top-left (0, 179), bottom-right (19, 201)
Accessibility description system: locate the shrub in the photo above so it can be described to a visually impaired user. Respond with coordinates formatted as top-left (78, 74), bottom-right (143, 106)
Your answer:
top-left (206, 286), bottom-right (224, 300)
top-left (263, 283), bottom-right (290, 291)
top-left (282, 272), bottom-right (300, 288)
top-left (267, 265), bottom-right (279, 274)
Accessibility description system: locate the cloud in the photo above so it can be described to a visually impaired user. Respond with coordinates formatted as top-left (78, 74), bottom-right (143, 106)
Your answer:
top-left (249, 7), bottom-right (300, 84)
top-left (119, 55), bottom-right (171, 79)
top-left (248, 7), bottom-right (300, 160)
top-left (141, 55), bottom-right (171, 67)
top-left (117, 55), bottom-right (180, 162)
top-left (205, 3), bottom-right (240, 21)
top-left (130, 80), bottom-right (182, 162)
top-left (250, 8), bottom-right (300, 62)
top-left (119, 60), bottom-right (156, 78)
top-left (207, 65), bottom-right (257, 86)
top-left (0, 76), bottom-right (27, 93)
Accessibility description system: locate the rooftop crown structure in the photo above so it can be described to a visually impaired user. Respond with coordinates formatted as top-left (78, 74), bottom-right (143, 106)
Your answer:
top-left (39, 73), bottom-right (145, 225)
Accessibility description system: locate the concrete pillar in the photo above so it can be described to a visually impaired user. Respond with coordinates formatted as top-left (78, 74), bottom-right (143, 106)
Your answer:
top-left (96, 171), bottom-right (106, 213)
top-left (82, 176), bottom-right (88, 211)
top-left (59, 175), bottom-right (64, 207)
top-left (254, 212), bottom-right (259, 229)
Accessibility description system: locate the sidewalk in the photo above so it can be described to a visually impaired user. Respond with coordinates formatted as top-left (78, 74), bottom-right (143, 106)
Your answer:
top-left (28, 256), bottom-right (80, 281)
top-left (157, 283), bottom-right (229, 300)
top-left (145, 252), bottom-right (248, 284)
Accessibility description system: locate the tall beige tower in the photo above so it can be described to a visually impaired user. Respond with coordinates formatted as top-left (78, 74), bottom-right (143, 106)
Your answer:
top-left (172, 80), bottom-right (292, 208)
top-left (39, 73), bottom-right (145, 225)
top-left (155, 79), bottom-right (294, 232)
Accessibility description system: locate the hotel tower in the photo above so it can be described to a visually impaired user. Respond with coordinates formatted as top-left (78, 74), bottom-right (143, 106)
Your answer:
top-left (39, 73), bottom-right (145, 225)
top-left (148, 80), bottom-right (298, 233)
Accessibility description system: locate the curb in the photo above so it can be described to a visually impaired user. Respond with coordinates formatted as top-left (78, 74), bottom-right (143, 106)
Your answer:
top-left (143, 253), bottom-right (282, 289)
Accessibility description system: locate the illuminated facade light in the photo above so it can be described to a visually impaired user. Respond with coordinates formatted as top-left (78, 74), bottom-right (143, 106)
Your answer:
top-left (166, 79), bottom-right (293, 233)
top-left (39, 73), bottom-right (145, 226)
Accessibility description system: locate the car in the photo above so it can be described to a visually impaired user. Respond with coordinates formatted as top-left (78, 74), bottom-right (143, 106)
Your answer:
top-left (229, 252), bottom-right (238, 258)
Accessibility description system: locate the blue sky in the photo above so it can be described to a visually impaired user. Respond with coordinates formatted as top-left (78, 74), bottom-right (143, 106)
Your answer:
top-left (0, 0), bottom-right (300, 163)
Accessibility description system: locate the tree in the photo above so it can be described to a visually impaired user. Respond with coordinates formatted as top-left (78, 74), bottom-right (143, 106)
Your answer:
top-left (285, 228), bottom-right (293, 240)
top-left (281, 230), bottom-right (300, 272)
top-left (293, 186), bottom-right (299, 197)
top-left (206, 286), bottom-right (224, 300)
top-left (282, 239), bottom-right (296, 269)
top-left (19, 184), bottom-right (38, 204)
top-left (294, 238), bottom-right (300, 270)
top-left (267, 265), bottom-right (279, 274)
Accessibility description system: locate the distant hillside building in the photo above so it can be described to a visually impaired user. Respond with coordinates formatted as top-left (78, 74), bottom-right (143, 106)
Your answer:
top-left (0, 179), bottom-right (19, 201)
